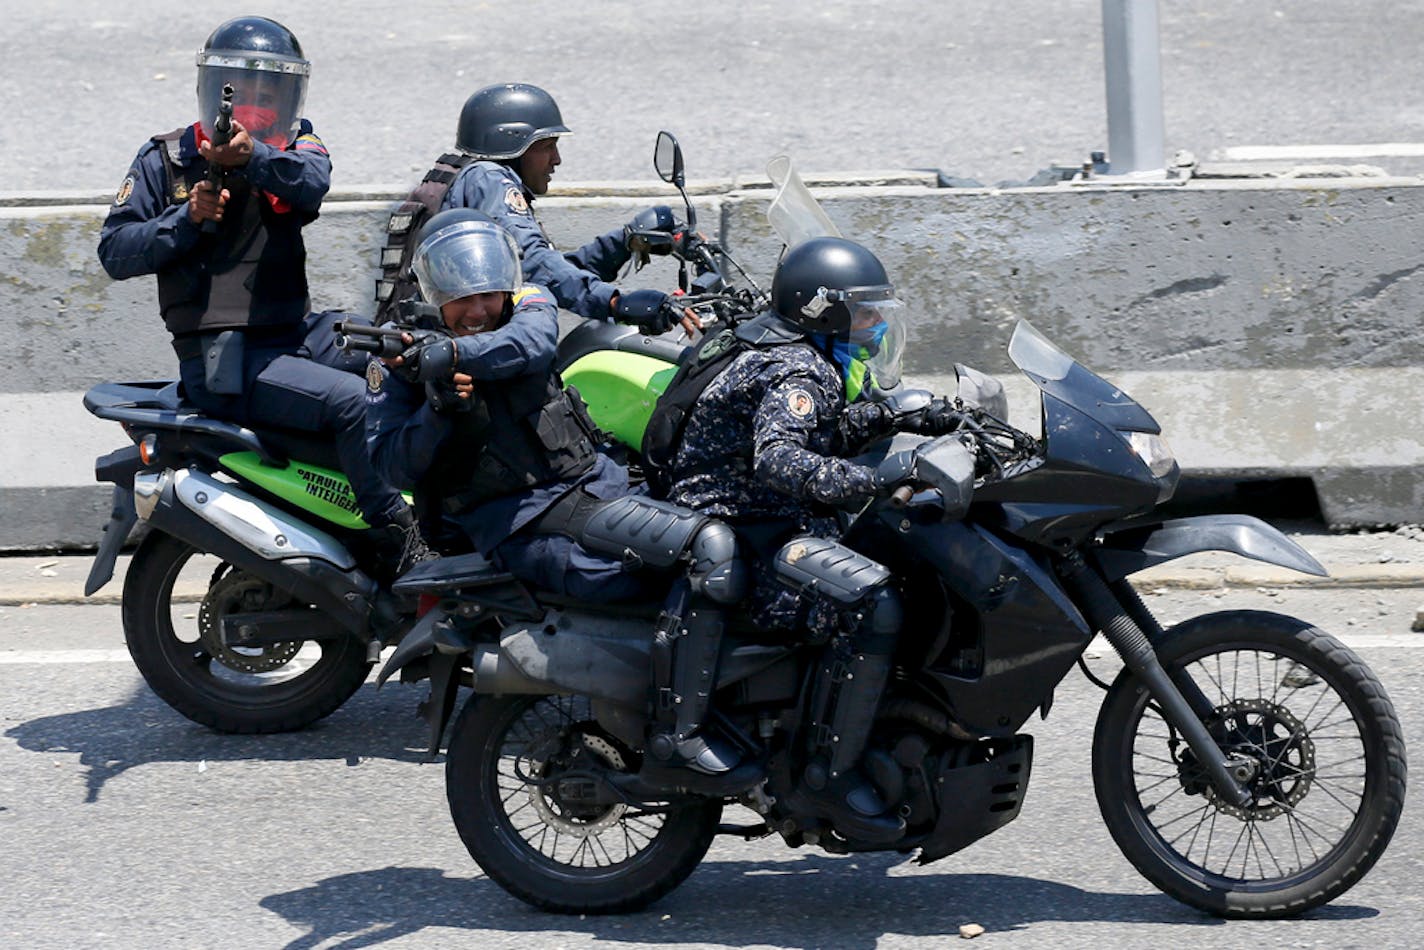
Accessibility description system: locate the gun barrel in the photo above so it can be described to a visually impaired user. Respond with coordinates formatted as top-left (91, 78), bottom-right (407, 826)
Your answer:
top-left (333, 322), bottom-right (409, 358)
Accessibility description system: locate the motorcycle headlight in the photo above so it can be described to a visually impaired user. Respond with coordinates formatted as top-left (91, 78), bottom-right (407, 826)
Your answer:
top-left (1124, 430), bottom-right (1176, 479)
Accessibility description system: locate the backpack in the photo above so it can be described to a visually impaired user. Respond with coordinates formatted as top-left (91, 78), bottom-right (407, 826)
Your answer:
top-left (373, 151), bottom-right (474, 322)
top-left (639, 326), bottom-right (752, 498)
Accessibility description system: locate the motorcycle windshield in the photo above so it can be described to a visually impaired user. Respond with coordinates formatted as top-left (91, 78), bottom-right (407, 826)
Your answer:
top-left (766, 155), bottom-right (842, 248)
top-left (1008, 320), bottom-right (1159, 433)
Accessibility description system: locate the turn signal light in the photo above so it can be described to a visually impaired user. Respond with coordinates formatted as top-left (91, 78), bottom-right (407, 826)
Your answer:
top-left (137, 433), bottom-right (160, 465)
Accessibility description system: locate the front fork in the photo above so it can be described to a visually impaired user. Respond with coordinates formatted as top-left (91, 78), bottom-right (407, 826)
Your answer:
top-left (1059, 552), bottom-right (1255, 808)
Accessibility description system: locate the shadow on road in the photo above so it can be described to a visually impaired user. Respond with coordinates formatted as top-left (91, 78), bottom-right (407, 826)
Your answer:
top-left (4, 680), bottom-right (432, 803)
top-left (259, 855), bottom-right (1377, 949)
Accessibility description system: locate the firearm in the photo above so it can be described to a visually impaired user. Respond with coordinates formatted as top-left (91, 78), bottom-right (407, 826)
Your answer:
top-left (332, 320), bottom-right (434, 359)
top-left (335, 319), bottom-right (470, 413)
top-left (201, 83), bottom-right (235, 235)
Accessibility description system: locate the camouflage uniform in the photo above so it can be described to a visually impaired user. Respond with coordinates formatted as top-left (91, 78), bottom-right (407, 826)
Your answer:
top-left (667, 324), bottom-right (898, 636)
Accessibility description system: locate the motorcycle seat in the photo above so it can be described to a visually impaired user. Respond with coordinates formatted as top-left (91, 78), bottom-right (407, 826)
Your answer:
top-left (84, 380), bottom-right (343, 470)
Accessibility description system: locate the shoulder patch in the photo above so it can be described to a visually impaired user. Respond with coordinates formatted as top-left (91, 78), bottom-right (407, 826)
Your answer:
top-left (785, 388), bottom-right (817, 418)
top-left (114, 173), bottom-right (136, 206)
top-left (366, 359), bottom-right (384, 394)
top-left (504, 186), bottom-right (530, 214)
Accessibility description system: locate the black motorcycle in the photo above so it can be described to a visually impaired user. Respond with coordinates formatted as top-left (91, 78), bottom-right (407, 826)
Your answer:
top-left (379, 318), bottom-right (1405, 918)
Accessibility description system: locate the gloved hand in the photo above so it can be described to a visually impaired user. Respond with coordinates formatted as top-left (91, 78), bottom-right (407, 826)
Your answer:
top-left (623, 205), bottom-right (678, 256)
top-left (873, 449), bottom-right (918, 494)
top-left (424, 379), bottom-right (470, 414)
top-left (389, 333), bottom-right (456, 384)
top-left (912, 396), bottom-right (968, 435)
top-left (880, 388), bottom-right (967, 435)
top-left (611, 289), bottom-right (681, 335)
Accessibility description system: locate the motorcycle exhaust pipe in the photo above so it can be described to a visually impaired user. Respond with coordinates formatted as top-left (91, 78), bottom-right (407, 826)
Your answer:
top-left (134, 468), bottom-right (378, 635)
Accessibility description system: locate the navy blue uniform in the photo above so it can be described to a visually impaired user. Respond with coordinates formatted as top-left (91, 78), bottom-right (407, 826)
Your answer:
top-left (365, 287), bottom-right (646, 601)
top-left (441, 161), bottom-right (631, 321)
top-left (97, 122), bottom-right (407, 528)
top-left (668, 324), bottom-right (892, 635)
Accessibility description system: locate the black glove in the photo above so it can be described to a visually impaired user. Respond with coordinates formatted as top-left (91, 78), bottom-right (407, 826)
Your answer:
top-left (424, 380), bottom-right (470, 414)
top-left (623, 205), bottom-right (678, 256)
top-left (390, 333), bottom-right (456, 384)
top-left (916, 396), bottom-right (968, 435)
top-left (612, 289), bottom-right (681, 335)
top-left (880, 389), bottom-right (967, 435)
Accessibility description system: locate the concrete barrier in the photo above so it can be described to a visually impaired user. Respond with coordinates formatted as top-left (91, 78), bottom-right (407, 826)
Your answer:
top-left (4, 171), bottom-right (1422, 549)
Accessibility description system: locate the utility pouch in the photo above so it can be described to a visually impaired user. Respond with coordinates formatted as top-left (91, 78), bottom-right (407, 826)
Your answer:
top-left (202, 330), bottom-right (245, 395)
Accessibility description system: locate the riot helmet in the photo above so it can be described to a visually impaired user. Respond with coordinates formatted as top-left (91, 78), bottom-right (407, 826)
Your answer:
top-left (196, 16), bottom-right (310, 148)
top-left (411, 209), bottom-right (523, 308)
top-left (771, 237), bottom-right (907, 389)
top-left (455, 83), bottom-right (571, 160)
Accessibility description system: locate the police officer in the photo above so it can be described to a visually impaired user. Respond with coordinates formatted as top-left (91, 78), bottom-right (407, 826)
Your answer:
top-left (662, 237), bottom-right (977, 842)
top-left (365, 209), bottom-right (652, 600)
top-left (97, 16), bottom-right (424, 572)
top-left (439, 83), bottom-right (696, 336)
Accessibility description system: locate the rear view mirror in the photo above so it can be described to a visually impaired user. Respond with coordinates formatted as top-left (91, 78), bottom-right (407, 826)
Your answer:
top-left (654, 131), bottom-right (684, 188)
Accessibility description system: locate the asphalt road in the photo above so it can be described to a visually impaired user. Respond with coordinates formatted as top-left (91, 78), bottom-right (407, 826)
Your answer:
top-left (3, 585), bottom-right (1422, 949)
top-left (7, 0), bottom-right (1424, 196)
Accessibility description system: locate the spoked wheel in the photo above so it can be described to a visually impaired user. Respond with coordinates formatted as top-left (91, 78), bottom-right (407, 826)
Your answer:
top-left (1093, 610), bottom-right (1406, 918)
top-left (446, 693), bottom-right (723, 914)
top-left (122, 531), bottom-right (372, 733)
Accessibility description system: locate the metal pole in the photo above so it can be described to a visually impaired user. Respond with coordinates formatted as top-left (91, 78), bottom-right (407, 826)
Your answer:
top-left (1101, 0), bottom-right (1166, 175)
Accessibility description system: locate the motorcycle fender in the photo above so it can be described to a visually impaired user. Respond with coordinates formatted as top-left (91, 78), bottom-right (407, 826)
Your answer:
top-left (84, 484), bottom-right (139, 597)
top-left (376, 610), bottom-right (442, 687)
top-left (375, 609), bottom-right (555, 695)
top-left (1093, 513), bottom-right (1328, 583)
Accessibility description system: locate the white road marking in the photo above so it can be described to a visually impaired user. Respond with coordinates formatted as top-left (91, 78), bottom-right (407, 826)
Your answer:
top-left (0, 649), bottom-right (132, 664)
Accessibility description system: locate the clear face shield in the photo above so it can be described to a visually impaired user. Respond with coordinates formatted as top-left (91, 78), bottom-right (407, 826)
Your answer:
top-left (836, 291), bottom-right (906, 391)
top-left (197, 52), bottom-right (310, 147)
top-left (412, 222), bottom-right (523, 308)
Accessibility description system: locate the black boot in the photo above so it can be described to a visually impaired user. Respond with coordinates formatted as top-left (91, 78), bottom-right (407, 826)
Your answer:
top-left (640, 602), bottom-right (762, 793)
top-left (369, 506), bottom-right (435, 580)
top-left (798, 650), bottom-right (904, 843)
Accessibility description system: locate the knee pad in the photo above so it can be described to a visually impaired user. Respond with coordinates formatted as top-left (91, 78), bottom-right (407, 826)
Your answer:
top-left (688, 520), bottom-right (746, 605)
top-left (852, 586), bottom-right (902, 654)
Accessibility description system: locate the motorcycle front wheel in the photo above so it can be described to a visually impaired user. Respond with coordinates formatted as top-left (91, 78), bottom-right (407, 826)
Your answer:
top-left (1093, 610), bottom-right (1406, 918)
top-left (122, 531), bottom-right (372, 733)
top-left (446, 693), bottom-right (723, 914)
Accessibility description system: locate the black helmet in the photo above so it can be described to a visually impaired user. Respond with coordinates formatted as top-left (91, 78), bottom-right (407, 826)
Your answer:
top-left (455, 83), bottom-right (571, 160)
top-left (771, 238), bottom-right (894, 333)
top-left (771, 237), bottom-right (907, 388)
top-left (411, 209), bottom-right (522, 307)
top-left (197, 16), bottom-right (310, 147)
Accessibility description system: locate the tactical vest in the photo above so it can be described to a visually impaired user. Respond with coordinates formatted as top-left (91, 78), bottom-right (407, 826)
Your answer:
top-left (636, 326), bottom-right (750, 497)
top-left (423, 370), bottom-right (601, 515)
top-left (151, 129), bottom-right (311, 337)
top-left (374, 152), bottom-right (475, 322)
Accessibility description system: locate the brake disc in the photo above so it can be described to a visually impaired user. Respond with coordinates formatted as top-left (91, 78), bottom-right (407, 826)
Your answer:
top-left (196, 570), bottom-right (301, 673)
top-left (525, 731), bottom-right (629, 836)
top-left (1203, 698), bottom-right (1316, 821)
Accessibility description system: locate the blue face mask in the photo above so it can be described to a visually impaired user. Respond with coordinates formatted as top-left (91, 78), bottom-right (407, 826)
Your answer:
top-left (849, 320), bottom-right (890, 355)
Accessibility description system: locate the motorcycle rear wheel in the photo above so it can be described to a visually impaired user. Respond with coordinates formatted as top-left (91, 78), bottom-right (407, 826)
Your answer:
top-left (122, 531), bottom-right (372, 733)
top-left (446, 693), bottom-right (722, 914)
top-left (1093, 610), bottom-right (1406, 918)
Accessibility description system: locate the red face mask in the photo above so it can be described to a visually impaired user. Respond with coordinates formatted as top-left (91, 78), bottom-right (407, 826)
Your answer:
top-left (232, 106), bottom-right (285, 146)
